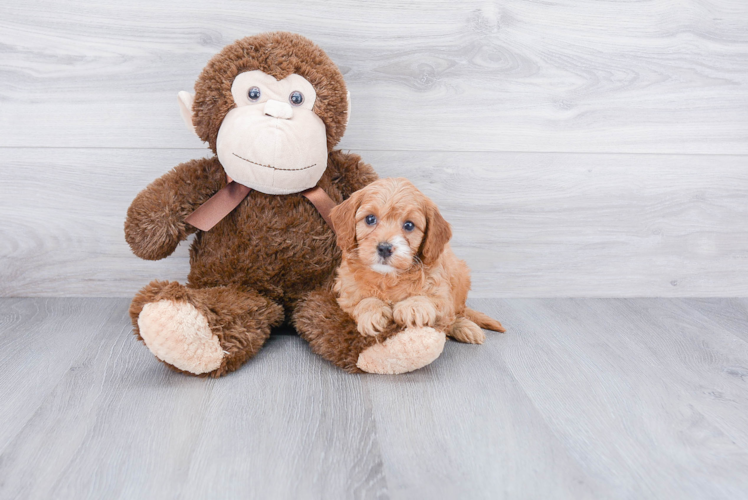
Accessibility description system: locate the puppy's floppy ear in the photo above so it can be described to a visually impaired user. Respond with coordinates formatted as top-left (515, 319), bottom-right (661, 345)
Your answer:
top-left (330, 190), bottom-right (363, 253)
top-left (419, 199), bottom-right (452, 265)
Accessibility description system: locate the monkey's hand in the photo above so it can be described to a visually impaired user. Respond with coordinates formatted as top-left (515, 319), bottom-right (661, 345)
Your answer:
top-left (125, 157), bottom-right (223, 260)
top-left (353, 297), bottom-right (393, 337)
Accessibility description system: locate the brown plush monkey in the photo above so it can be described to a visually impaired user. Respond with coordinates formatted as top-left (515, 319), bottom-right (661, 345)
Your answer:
top-left (126, 32), bottom-right (446, 376)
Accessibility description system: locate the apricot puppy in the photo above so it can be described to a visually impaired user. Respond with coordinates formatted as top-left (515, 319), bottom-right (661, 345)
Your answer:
top-left (330, 177), bottom-right (505, 344)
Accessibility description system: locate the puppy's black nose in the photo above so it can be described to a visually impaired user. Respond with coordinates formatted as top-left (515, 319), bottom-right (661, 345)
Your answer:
top-left (377, 242), bottom-right (394, 258)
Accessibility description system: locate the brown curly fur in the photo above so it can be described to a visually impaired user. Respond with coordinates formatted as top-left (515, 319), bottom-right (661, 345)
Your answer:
top-left (129, 280), bottom-right (284, 377)
top-left (192, 32), bottom-right (349, 153)
top-left (125, 33), bottom-right (379, 377)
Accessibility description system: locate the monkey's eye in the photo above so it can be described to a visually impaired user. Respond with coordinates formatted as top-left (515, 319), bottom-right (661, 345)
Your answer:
top-left (289, 91), bottom-right (304, 106)
top-left (365, 214), bottom-right (377, 226)
top-left (403, 221), bottom-right (415, 232)
top-left (248, 87), bottom-right (261, 101)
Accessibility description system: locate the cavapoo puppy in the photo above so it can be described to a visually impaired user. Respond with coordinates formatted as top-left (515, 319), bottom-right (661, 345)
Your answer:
top-left (330, 177), bottom-right (505, 344)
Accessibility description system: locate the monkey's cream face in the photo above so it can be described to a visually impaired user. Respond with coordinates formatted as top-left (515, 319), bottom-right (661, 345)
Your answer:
top-left (215, 70), bottom-right (329, 195)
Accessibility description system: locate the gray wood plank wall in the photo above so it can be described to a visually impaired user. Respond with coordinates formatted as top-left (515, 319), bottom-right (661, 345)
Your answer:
top-left (1, 0), bottom-right (747, 297)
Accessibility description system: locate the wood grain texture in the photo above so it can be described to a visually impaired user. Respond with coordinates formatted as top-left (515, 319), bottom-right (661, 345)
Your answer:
top-left (0, 299), bottom-right (124, 454)
top-left (476, 297), bottom-right (748, 499)
top-left (362, 333), bottom-right (602, 499)
top-left (1, 147), bottom-right (746, 297)
top-left (685, 297), bottom-right (748, 344)
top-left (0, 299), bottom-right (387, 500)
top-left (1, 298), bottom-right (748, 498)
top-left (0, 0), bottom-right (747, 153)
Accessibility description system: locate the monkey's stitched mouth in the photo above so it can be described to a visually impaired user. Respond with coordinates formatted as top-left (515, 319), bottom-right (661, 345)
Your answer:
top-left (232, 153), bottom-right (316, 172)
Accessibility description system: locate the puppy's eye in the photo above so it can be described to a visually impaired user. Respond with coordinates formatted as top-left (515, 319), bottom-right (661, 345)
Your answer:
top-left (365, 214), bottom-right (377, 226)
top-left (248, 87), bottom-right (261, 101)
top-left (403, 221), bottom-right (415, 232)
top-left (289, 91), bottom-right (304, 106)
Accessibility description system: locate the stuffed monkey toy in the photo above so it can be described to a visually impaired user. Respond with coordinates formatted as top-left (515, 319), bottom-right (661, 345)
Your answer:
top-left (125, 32), bottom-right (446, 376)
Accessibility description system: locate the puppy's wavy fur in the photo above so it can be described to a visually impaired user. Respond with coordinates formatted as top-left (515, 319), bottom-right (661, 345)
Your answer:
top-left (331, 178), bottom-right (505, 344)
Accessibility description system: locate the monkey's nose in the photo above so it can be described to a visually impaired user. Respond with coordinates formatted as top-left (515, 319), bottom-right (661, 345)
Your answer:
top-left (264, 99), bottom-right (293, 119)
top-left (377, 242), bottom-right (394, 259)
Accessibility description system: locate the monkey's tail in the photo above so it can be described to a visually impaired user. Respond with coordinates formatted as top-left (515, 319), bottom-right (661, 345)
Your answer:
top-left (463, 308), bottom-right (506, 333)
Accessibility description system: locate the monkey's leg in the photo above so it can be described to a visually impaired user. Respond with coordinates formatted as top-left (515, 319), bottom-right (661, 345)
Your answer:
top-left (293, 288), bottom-right (446, 374)
top-left (130, 280), bottom-right (284, 377)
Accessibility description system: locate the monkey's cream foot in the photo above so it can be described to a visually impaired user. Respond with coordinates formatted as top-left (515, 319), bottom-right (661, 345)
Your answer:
top-left (449, 317), bottom-right (486, 344)
top-left (138, 300), bottom-right (224, 374)
top-left (356, 326), bottom-right (446, 375)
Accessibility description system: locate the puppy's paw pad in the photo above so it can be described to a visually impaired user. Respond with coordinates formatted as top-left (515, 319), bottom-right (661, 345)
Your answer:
top-left (393, 297), bottom-right (437, 328)
top-left (450, 318), bottom-right (485, 344)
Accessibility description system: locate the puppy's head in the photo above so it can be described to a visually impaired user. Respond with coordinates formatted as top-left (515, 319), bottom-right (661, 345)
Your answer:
top-left (330, 178), bottom-right (452, 274)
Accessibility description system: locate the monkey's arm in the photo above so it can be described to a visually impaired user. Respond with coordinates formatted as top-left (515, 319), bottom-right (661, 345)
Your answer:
top-left (327, 150), bottom-right (379, 199)
top-left (125, 157), bottom-right (224, 260)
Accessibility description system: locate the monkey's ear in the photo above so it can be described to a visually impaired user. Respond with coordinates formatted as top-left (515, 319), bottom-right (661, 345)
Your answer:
top-left (330, 190), bottom-right (362, 253)
top-left (177, 91), bottom-right (199, 137)
top-left (345, 91), bottom-right (351, 127)
top-left (419, 200), bottom-right (452, 265)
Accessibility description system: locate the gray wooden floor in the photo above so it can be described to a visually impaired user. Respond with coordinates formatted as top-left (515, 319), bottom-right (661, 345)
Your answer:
top-left (2, 298), bottom-right (747, 499)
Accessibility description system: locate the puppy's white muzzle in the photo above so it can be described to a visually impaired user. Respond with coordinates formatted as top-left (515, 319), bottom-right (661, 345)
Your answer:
top-left (370, 236), bottom-right (411, 274)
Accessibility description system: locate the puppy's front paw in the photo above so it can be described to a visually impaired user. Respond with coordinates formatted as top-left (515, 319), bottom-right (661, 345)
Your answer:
top-left (355, 298), bottom-right (393, 337)
top-left (393, 296), bottom-right (437, 328)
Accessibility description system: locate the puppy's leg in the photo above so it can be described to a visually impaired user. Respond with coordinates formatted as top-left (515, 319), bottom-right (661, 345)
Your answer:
top-left (353, 297), bottom-right (393, 337)
top-left (463, 307), bottom-right (506, 333)
top-left (393, 295), bottom-right (438, 328)
top-left (449, 316), bottom-right (486, 344)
